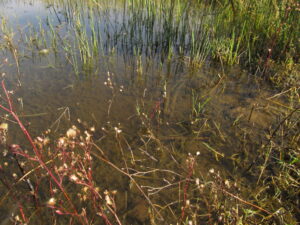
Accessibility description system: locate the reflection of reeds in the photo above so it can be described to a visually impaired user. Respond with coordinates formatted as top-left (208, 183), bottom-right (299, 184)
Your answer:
top-left (2, 0), bottom-right (214, 75)
top-left (1, 18), bottom-right (21, 84)
top-left (1, 0), bottom-right (299, 80)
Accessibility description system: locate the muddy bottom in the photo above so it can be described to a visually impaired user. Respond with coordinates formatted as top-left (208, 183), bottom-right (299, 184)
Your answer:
top-left (0, 0), bottom-right (292, 224)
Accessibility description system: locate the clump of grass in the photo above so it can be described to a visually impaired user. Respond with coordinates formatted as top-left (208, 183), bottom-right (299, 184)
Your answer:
top-left (255, 105), bottom-right (300, 223)
top-left (211, 0), bottom-right (300, 70)
top-left (269, 57), bottom-right (300, 89)
top-left (191, 89), bottom-right (211, 123)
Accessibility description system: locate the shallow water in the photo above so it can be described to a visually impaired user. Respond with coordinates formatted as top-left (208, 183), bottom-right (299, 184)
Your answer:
top-left (0, 0), bottom-right (287, 224)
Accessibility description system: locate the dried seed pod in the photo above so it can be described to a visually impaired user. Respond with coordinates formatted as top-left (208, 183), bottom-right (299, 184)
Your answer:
top-left (66, 128), bottom-right (77, 139)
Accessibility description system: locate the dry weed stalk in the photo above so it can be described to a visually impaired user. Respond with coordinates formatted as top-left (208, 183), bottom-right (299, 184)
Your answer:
top-left (0, 80), bottom-right (121, 225)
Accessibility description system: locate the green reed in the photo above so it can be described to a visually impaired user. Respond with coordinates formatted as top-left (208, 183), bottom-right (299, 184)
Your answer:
top-left (213, 0), bottom-right (300, 66)
top-left (1, 0), bottom-right (299, 82)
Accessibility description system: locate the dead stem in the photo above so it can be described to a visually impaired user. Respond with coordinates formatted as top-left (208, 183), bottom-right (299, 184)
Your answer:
top-left (221, 188), bottom-right (272, 215)
top-left (90, 149), bottom-right (165, 221)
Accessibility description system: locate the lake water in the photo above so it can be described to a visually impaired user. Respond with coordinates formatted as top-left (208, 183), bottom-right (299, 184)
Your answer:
top-left (0, 0), bottom-right (288, 224)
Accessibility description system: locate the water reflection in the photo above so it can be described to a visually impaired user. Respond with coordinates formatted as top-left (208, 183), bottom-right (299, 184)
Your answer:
top-left (0, 0), bottom-right (285, 224)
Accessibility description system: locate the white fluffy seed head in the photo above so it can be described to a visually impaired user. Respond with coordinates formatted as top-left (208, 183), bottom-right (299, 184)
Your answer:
top-left (66, 128), bottom-right (77, 139)
top-left (70, 174), bottom-right (78, 182)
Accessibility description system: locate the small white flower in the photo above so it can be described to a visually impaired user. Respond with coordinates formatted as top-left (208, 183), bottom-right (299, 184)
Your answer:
top-left (66, 128), bottom-right (77, 139)
top-left (114, 127), bottom-right (122, 134)
top-left (218, 216), bottom-right (223, 222)
top-left (47, 197), bottom-right (56, 206)
top-left (58, 138), bottom-right (65, 146)
top-left (3, 149), bottom-right (8, 157)
top-left (225, 180), bottom-right (230, 188)
top-left (82, 187), bottom-right (89, 193)
top-left (70, 174), bottom-right (78, 182)
top-left (14, 215), bottom-right (20, 222)
top-left (186, 200), bottom-right (190, 206)
top-left (105, 195), bottom-right (113, 206)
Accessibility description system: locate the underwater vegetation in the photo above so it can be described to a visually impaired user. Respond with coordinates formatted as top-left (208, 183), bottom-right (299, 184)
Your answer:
top-left (0, 0), bottom-right (299, 224)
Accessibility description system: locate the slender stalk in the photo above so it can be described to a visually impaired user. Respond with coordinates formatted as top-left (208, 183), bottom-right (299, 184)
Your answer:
top-left (0, 80), bottom-right (86, 225)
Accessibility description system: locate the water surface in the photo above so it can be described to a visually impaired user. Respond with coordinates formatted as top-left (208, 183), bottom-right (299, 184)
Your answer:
top-left (0, 0), bottom-right (287, 224)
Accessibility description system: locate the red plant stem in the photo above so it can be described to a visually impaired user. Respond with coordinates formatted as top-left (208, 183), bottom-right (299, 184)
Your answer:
top-left (150, 98), bottom-right (163, 119)
top-left (181, 158), bottom-right (195, 220)
top-left (3, 81), bottom-right (13, 111)
top-left (18, 203), bottom-right (28, 223)
top-left (0, 80), bottom-right (85, 225)
top-left (0, 165), bottom-right (29, 223)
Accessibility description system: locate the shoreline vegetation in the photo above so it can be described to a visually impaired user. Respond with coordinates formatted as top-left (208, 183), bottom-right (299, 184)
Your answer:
top-left (0, 0), bottom-right (299, 224)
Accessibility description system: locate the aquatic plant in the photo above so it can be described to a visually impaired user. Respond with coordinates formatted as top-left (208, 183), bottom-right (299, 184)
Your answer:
top-left (0, 80), bottom-right (121, 224)
top-left (0, 0), bottom-right (299, 224)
